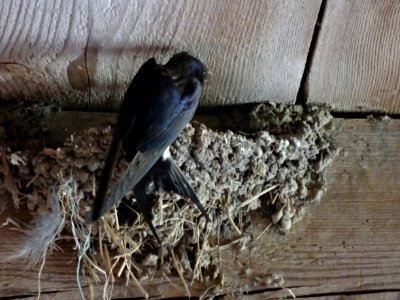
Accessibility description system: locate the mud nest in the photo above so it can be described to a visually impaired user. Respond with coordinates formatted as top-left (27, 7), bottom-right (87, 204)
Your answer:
top-left (0, 103), bottom-right (339, 292)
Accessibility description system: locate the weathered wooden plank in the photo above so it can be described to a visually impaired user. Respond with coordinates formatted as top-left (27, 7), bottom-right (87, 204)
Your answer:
top-left (307, 1), bottom-right (400, 113)
top-left (220, 118), bottom-right (400, 298)
top-left (239, 292), bottom-right (400, 300)
top-left (1, 118), bottom-right (400, 299)
top-left (0, 0), bottom-right (321, 108)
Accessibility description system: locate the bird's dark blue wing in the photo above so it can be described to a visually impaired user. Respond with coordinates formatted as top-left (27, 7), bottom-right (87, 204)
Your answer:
top-left (89, 79), bottom-right (201, 221)
top-left (137, 77), bottom-right (201, 152)
top-left (115, 58), bottom-right (158, 140)
top-left (87, 58), bottom-right (158, 223)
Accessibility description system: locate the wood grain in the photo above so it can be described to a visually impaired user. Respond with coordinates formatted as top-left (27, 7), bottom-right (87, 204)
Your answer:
top-left (222, 118), bottom-right (400, 298)
top-left (0, 0), bottom-right (320, 108)
top-left (1, 117), bottom-right (400, 299)
top-left (307, 1), bottom-right (400, 113)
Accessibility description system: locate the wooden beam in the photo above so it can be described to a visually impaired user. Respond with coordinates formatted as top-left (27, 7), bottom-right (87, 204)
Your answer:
top-left (1, 116), bottom-right (399, 298)
top-left (0, 0), bottom-right (320, 108)
top-left (307, 1), bottom-right (400, 113)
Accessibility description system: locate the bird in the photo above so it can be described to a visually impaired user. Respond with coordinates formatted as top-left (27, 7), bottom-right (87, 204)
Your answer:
top-left (86, 52), bottom-right (209, 240)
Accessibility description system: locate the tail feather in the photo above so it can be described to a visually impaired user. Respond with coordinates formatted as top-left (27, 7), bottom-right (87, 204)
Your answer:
top-left (87, 135), bottom-right (121, 223)
top-left (154, 157), bottom-right (210, 222)
top-left (133, 181), bottom-right (161, 243)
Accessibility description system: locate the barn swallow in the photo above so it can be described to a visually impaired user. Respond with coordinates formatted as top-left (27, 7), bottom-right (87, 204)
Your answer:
top-left (86, 52), bottom-right (209, 238)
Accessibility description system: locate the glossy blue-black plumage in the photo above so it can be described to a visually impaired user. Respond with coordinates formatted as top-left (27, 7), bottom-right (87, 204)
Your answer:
top-left (87, 52), bottom-right (207, 226)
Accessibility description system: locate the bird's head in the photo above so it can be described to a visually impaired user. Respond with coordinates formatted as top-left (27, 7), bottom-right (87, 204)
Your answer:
top-left (166, 52), bottom-right (207, 84)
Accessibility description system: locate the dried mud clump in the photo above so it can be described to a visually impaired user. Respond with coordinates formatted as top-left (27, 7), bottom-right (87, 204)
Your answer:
top-left (0, 103), bottom-right (339, 290)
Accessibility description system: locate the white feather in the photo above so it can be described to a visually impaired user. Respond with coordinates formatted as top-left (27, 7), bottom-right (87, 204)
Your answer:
top-left (4, 189), bottom-right (63, 267)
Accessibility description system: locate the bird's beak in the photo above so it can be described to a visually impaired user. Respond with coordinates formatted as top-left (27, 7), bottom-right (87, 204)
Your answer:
top-left (203, 69), bottom-right (211, 82)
